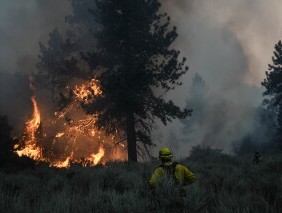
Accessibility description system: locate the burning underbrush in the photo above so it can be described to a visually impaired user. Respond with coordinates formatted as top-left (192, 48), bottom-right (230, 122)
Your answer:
top-left (14, 79), bottom-right (127, 168)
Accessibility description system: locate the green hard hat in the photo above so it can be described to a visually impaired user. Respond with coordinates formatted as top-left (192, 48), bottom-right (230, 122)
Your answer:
top-left (159, 147), bottom-right (173, 160)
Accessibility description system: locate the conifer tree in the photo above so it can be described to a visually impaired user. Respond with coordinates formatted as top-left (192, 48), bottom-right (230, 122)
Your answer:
top-left (262, 40), bottom-right (282, 149)
top-left (37, 0), bottom-right (191, 162)
top-left (81, 0), bottom-right (191, 161)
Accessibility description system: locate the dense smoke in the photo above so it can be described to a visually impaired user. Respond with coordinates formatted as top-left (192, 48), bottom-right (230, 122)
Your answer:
top-left (154, 0), bottom-right (282, 158)
top-left (0, 0), bottom-right (70, 73)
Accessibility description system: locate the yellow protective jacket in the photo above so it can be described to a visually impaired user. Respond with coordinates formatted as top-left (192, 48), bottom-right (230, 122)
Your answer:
top-left (149, 161), bottom-right (197, 188)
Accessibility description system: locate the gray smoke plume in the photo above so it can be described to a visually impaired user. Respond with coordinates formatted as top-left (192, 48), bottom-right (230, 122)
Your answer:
top-left (153, 0), bottom-right (282, 158)
top-left (0, 0), bottom-right (70, 73)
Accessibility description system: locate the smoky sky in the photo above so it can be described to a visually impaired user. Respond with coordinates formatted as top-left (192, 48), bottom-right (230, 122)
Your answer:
top-left (161, 0), bottom-right (282, 95)
top-left (154, 0), bottom-right (282, 158)
top-left (0, 0), bottom-right (71, 132)
top-left (0, 0), bottom-right (70, 73)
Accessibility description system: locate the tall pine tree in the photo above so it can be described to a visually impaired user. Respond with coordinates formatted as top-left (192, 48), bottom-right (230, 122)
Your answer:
top-left (36, 0), bottom-right (191, 162)
top-left (262, 40), bottom-right (282, 149)
top-left (81, 0), bottom-right (191, 161)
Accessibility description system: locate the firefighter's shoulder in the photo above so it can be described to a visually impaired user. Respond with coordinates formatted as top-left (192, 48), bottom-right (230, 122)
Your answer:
top-left (176, 164), bottom-right (197, 179)
top-left (174, 163), bottom-right (191, 176)
top-left (174, 163), bottom-right (190, 171)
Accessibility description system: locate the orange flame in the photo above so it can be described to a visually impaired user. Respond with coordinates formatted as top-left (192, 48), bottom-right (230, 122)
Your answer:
top-left (86, 145), bottom-right (105, 166)
top-left (52, 157), bottom-right (71, 168)
top-left (14, 79), bottom-right (126, 168)
top-left (15, 96), bottom-right (42, 160)
top-left (73, 79), bottom-right (102, 104)
top-left (51, 145), bottom-right (105, 168)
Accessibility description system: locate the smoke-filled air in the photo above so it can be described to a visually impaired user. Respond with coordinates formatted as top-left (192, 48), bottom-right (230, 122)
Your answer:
top-left (155, 0), bottom-right (282, 158)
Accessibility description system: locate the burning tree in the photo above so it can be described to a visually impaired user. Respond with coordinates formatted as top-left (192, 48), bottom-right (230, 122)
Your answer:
top-left (262, 40), bottom-right (282, 149)
top-left (33, 0), bottom-right (191, 163)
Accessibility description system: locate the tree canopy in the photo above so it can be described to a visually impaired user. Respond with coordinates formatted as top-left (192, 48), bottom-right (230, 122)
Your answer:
top-left (262, 40), bottom-right (282, 149)
top-left (36, 0), bottom-right (191, 162)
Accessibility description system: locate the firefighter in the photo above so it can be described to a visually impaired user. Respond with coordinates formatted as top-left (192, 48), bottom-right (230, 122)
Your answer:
top-left (253, 151), bottom-right (262, 164)
top-left (149, 147), bottom-right (197, 202)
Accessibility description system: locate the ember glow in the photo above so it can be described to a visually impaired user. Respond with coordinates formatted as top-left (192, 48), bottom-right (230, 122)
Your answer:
top-left (74, 79), bottom-right (102, 104)
top-left (14, 79), bottom-right (126, 167)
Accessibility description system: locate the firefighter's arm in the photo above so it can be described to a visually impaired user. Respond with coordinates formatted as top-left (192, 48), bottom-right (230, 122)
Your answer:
top-left (183, 166), bottom-right (197, 184)
top-left (148, 168), bottom-right (161, 188)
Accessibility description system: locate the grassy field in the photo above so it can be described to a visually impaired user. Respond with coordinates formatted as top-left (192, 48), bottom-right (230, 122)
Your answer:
top-left (1, 147), bottom-right (282, 213)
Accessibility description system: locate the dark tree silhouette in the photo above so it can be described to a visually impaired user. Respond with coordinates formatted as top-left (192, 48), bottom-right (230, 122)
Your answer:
top-left (262, 40), bottom-right (282, 149)
top-left (0, 116), bottom-right (15, 157)
top-left (0, 115), bottom-right (19, 168)
top-left (36, 1), bottom-right (101, 109)
top-left (80, 0), bottom-right (191, 162)
top-left (0, 115), bottom-right (36, 169)
top-left (36, 0), bottom-right (100, 105)
top-left (36, 0), bottom-right (191, 162)
top-left (36, 28), bottom-right (80, 107)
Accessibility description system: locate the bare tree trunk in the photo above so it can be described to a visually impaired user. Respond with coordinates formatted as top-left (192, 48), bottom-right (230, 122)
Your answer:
top-left (126, 111), bottom-right (137, 162)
